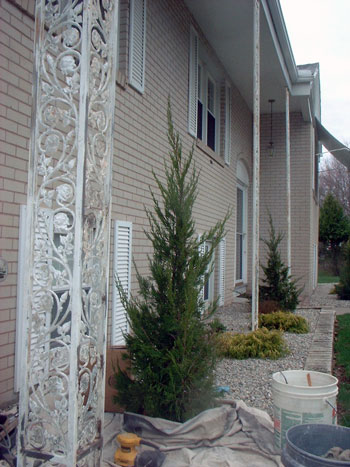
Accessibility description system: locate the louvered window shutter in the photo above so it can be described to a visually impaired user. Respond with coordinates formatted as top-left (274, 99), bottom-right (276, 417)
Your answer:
top-left (188, 27), bottom-right (198, 137)
top-left (129, 0), bottom-right (146, 93)
top-left (15, 206), bottom-right (52, 390)
top-left (15, 205), bottom-right (27, 391)
top-left (224, 85), bottom-right (232, 165)
top-left (198, 235), bottom-right (205, 310)
top-left (112, 221), bottom-right (132, 346)
top-left (219, 238), bottom-right (226, 306)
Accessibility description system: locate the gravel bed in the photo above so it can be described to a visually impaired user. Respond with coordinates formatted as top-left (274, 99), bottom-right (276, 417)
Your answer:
top-left (214, 301), bottom-right (320, 417)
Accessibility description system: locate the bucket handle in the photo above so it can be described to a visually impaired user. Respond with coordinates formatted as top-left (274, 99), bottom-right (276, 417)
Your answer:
top-left (279, 371), bottom-right (288, 384)
top-left (324, 398), bottom-right (337, 416)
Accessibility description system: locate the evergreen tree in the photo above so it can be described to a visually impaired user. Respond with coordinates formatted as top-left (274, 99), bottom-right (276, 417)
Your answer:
top-left (319, 193), bottom-right (349, 274)
top-left (335, 240), bottom-right (350, 299)
top-left (114, 103), bottom-right (229, 422)
top-left (260, 214), bottom-right (301, 311)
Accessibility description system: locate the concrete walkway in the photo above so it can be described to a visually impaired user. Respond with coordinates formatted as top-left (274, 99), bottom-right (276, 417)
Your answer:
top-left (302, 283), bottom-right (349, 374)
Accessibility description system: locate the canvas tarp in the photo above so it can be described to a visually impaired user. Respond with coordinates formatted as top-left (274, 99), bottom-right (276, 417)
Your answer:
top-left (103, 401), bottom-right (282, 466)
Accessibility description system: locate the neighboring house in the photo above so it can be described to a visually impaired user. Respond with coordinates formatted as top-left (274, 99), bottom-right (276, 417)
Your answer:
top-left (0, 0), bottom-right (322, 407)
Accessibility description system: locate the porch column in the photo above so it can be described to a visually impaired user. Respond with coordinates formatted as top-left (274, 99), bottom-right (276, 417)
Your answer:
top-left (17, 1), bottom-right (119, 465)
top-left (286, 87), bottom-right (292, 271)
top-left (251, 0), bottom-right (260, 331)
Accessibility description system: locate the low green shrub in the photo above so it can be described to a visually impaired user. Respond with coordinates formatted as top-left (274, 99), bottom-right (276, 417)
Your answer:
top-left (208, 318), bottom-right (227, 334)
top-left (216, 328), bottom-right (288, 360)
top-left (259, 311), bottom-right (309, 334)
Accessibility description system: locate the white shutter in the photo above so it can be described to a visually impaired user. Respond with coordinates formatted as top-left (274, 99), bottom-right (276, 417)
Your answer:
top-left (219, 238), bottom-right (226, 306)
top-left (15, 206), bottom-right (52, 390)
top-left (198, 234), bottom-right (205, 308)
top-left (224, 84), bottom-right (232, 165)
top-left (129, 0), bottom-right (146, 93)
top-left (14, 205), bottom-right (27, 392)
top-left (188, 27), bottom-right (198, 137)
top-left (112, 221), bottom-right (132, 346)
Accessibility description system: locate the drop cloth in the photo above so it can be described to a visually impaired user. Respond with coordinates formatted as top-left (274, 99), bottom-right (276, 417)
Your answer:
top-left (103, 400), bottom-right (282, 466)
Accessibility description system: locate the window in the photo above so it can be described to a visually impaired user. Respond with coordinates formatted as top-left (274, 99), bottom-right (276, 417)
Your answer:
top-left (236, 161), bottom-right (249, 284)
top-left (313, 243), bottom-right (318, 289)
top-left (196, 63), bottom-right (218, 151)
top-left (129, 0), bottom-right (146, 93)
top-left (206, 76), bottom-right (216, 151)
top-left (112, 221), bottom-right (132, 346)
top-left (236, 187), bottom-right (245, 282)
top-left (203, 241), bottom-right (214, 303)
top-left (189, 28), bottom-right (226, 154)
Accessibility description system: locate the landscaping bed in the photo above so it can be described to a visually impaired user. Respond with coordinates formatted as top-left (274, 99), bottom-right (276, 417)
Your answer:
top-left (214, 302), bottom-right (319, 417)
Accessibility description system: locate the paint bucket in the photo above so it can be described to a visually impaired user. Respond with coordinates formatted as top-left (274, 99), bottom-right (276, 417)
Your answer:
top-left (282, 424), bottom-right (350, 466)
top-left (272, 370), bottom-right (338, 451)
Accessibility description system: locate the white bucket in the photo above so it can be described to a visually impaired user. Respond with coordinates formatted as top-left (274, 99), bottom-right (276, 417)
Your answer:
top-left (272, 370), bottom-right (338, 451)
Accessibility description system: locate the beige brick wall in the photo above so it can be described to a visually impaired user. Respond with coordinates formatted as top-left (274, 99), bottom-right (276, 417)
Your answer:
top-left (0, 0), bottom-right (34, 406)
top-left (260, 111), bottom-right (318, 297)
top-left (107, 0), bottom-right (253, 341)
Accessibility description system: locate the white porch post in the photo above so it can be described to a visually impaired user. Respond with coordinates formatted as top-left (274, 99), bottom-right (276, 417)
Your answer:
top-left (251, 0), bottom-right (260, 331)
top-left (286, 87), bottom-right (292, 272)
top-left (17, 1), bottom-right (119, 464)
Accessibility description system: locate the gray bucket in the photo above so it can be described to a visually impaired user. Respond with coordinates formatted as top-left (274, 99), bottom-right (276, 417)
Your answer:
top-left (282, 424), bottom-right (350, 466)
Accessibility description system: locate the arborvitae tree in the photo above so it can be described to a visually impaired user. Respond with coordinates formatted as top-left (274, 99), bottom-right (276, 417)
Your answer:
top-left (114, 103), bottom-right (229, 422)
top-left (335, 240), bottom-right (350, 299)
top-left (260, 214), bottom-right (301, 311)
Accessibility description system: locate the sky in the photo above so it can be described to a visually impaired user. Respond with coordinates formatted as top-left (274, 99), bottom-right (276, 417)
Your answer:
top-left (280, 0), bottom-right (350, 146)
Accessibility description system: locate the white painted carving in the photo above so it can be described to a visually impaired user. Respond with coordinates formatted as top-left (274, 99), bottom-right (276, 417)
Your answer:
top-left (18, 0), bottom-right (118, 464)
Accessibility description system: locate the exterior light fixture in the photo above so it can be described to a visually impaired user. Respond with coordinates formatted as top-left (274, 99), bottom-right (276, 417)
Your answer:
top-left (268, 99), bottom-right (275, 157)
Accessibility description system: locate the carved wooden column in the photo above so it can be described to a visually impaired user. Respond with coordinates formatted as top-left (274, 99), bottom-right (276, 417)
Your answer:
top-left (18, 0), bottom-right (118, 464)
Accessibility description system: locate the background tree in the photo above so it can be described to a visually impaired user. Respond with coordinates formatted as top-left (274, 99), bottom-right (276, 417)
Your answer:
top-left (335, 240), bottom-right (350, 299)
top-left (319, 154), bottom-right (350, 216)
top-left (319, 192), bottom-right (349, 275)
top-left (114, 103), bottom-right (229, 422)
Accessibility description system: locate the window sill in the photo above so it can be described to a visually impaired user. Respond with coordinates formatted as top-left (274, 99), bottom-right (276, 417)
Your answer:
top-left (196, 139), bottom-right (225, 168)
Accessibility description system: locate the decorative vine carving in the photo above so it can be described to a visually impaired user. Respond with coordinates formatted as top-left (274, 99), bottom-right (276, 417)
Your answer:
top-left (20, 0), bottom-right (117, 463)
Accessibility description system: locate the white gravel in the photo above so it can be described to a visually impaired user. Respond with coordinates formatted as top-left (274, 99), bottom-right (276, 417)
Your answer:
top-left (214, 301), bottom-right (320, 417)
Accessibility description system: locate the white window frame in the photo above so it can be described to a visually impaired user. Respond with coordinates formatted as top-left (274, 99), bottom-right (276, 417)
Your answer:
top-left (129, 0), bottom-right (146, 93)
top-left (313, 243), bottom-right (318, 289)
top-left (235, 185), bottom-right (247, 284)
top-left (236, 162), bottom-right (249, 285)
top-left (188, 28), bottom-right (221, 154)
top-left (112, 220), bottom-right (132, 346)
top-left (198, 69), bottom-right (219, 152)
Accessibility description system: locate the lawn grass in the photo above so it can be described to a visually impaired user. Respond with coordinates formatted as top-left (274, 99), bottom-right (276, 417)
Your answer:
top-left (338, 384), bottom-right (350, 427)
top-left (334, 314), bottom-right (350, 427)
top-left (318, 270), bottom-right (339, 284)
top-left (334, 315), bottom-right (350, 377)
